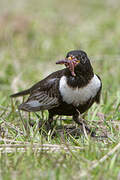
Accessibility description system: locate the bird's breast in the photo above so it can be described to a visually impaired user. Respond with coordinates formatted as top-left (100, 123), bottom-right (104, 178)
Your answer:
top-left (59, 75), bottom-right (101, 106)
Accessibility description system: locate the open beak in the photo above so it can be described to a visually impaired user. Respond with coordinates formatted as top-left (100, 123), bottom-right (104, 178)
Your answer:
top-left (56, 56), bottom-right (80, 76)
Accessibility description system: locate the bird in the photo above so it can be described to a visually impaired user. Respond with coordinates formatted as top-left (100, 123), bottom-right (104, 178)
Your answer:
top-left (10, 50), bottom-right (102, 135)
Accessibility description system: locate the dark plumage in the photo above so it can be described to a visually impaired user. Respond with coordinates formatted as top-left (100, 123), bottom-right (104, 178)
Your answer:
top-left (11, 50), bottom-right (102, 133)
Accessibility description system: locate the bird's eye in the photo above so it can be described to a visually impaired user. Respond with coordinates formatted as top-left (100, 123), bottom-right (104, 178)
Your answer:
top-left (81, 55), bottom-right (86, 64)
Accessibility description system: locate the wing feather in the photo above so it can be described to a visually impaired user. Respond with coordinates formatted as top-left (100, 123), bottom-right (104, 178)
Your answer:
top-left (18, 78), bottom-right (60, 112)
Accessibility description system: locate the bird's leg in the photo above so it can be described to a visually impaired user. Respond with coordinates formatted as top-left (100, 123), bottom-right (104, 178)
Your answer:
top-left (44, 113), bottom-right (54, 131)
top-left (34, 112), bottom-right (53, 132)
top-left (73, 113), bottom-right (96, 137)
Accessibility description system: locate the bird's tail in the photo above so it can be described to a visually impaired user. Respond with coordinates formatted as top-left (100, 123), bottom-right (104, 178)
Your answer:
top-left (10, 89), bottom-right (31, 98)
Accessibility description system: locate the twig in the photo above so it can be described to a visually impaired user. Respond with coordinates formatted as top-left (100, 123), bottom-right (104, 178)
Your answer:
top-left (0, 147), bottom-right (77, 153)
top-left (0, 142), bottom-right (84, 154)
top-left (79, 142), bottom-right (120, 178)
top-left (90, 141), bottom-right (120, 169)
top-left (0, 138), bottom-right (84, 151)
top-left (0, 143), bottom-right (83, 149)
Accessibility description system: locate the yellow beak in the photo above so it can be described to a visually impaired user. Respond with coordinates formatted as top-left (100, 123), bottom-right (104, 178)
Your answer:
top-left (68, 56), bottom-right (80, 63)
top-left (68, 56), bottom-right (72, 60)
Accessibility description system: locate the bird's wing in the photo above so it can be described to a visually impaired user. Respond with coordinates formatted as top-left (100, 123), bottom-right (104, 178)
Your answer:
top-left (18, 78), bottom-right (61, 112)
top-left (10, 68), bottom-right (66, 98)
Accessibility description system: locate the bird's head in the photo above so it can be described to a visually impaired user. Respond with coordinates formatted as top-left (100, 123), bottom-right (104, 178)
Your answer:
top-left (56, 50), bottom-right (93, 76)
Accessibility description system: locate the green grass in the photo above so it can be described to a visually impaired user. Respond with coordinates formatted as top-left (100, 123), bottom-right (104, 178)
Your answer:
top-left (0, 0), bottom-right (120, 179)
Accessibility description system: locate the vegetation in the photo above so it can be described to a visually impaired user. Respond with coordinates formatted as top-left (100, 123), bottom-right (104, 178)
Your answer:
top-left (0, 0), bottom-right (120, 179)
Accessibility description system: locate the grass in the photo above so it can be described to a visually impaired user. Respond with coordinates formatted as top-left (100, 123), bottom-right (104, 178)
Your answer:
top-left (0, 0), bottom-right (120, 179)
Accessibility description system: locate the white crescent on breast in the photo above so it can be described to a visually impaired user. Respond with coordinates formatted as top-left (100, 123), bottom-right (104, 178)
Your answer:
top-left (59, 75), bottom-right (101, 106)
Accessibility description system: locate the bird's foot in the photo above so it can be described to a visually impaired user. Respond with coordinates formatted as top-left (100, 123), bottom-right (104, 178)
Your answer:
top-left (73, 114), bottom-right (96, 137)
top-left (80, 122), bottom-right (96, 137)
top-left (38, 121), bottom-right (53, 133)
top-left (45, 122), bottom-right (53, 132)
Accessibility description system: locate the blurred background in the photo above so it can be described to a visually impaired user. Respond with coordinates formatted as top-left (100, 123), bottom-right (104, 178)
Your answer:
top-left (1, 2), bottom-right (120, 179)
top-left (0, 0), bottom-right (120, 100)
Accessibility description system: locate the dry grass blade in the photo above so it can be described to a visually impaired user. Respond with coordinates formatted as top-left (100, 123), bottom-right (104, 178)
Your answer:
top-left (0, 105), bottom-right (10, 111)
top-left (0, 147), bottom-right (78, 153)
top-left (0, 145), bottom-right (84, 153)
top-left (0, 138), bottom-right (84, 153)
top-left (0, 143), bottom-right (84, 149)
top-left (1, 120), bottom-right (24, 135)
top-left (0, 138), bottom-right (30, 144)
top-left (79, 142), bottom-right (120, 178)
top-left (90, 141), bottom-right (120, 169)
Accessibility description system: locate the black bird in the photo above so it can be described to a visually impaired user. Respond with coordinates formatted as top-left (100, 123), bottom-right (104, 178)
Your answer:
top-left (11, 50), bottom-right (102, 133)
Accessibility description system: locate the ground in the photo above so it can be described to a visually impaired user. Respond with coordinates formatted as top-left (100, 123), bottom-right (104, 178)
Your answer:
top-left (0, 0), bottom-right (120, 179)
